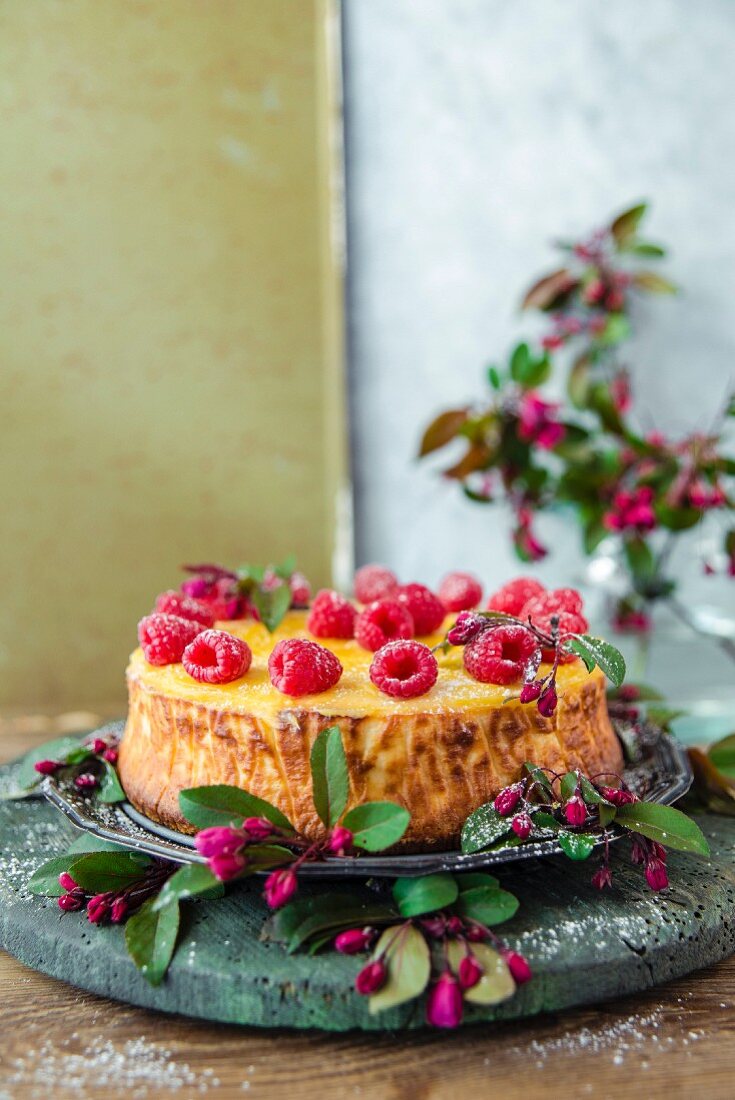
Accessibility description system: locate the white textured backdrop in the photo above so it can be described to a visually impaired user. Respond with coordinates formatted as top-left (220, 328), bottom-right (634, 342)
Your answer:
top-left (343, 0), bottom-right (735, 595)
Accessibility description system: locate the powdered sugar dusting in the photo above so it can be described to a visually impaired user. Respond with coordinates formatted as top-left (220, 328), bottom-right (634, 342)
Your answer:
top-left (3, 1035), bottom-right (221, 1098)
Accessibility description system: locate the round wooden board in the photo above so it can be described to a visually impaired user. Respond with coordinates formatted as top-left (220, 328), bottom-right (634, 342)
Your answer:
top-left (1, 757), bottom-right (734, 1032)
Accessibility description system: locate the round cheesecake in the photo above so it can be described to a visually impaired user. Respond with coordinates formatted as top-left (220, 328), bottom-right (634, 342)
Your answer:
top-left (119, 610), bottom-right (623, 851)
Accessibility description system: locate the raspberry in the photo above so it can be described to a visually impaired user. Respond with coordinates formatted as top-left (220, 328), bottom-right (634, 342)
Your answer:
top-left (354, 599), bottom-right (414, 651)
top-left (369, 640), bottom-right (438, 698)
top-left (521, 590), bottom-right (588, 663)
top-left (521, 587), bottom-right (584, 619)
top-left (138, 613), bottom-right (203, 666)
top-left (268, 638), bottom-right (343, 696)
top-left (154, 589), bottom-right (215, 627)
top-left (486, 577), bottom-right (545, 616)
top-left (354, 564), bottom-right (399, 604)
top-left (182, 629), bottom-right (252, 684)
top-left (437, 572), bottom-right (483, 612)
top-left (395, 583), bottom-right (445, 636)
top-left (201, 577), bottom-right (242, 621)
top-left (307, 589), bottom-right (357, 639)
top-left (463, 624), bottom-right (540, 685)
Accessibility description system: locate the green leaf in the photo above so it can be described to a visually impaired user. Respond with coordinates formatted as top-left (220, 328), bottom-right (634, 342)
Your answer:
top-left (610, 201), bottom-right (648, 244)
top-left (68, 851), bottom-right (151, 893)
top-left (342, 801), bottom-right (410, 851)
top-left (709, 734), bottom-right (735, 777)
top-left (655, 505), bottom-right (702, 531)
top-left (630, 241), bottom-right (666, 258)
top-left (624, 537), bottom-right (656, 582)
top-left (178, 784), bottom-right (293, 832)
top-left (265, 893), bottom-right (396, 954)
top-left (419, 409), bottom-right (469, 457)
top-left (509, 343), bottom-right (551, 388)
top-left (457, 872), bottom-right (499, 891)
top-left (633, 271), bottom-right (677, 294)
top-left (151, 862), bottom-right (224, 911)
top-left (368, 924), bottom-right (431, 1015)
top-left (523, 763), bottom-right (554, 797)
top-left (97, 760), bottom-right (125, 803)
top-left (125, 896), bottom-right (180, 986)
top-left (310, 725), bottom-right (349, 828)
top-left (579, 775), bottom-right (607, 806)
top-left (533, 811), bottom-right (561, 833)
top-left (568, 354), bottom-right (593, 409)
top-left (487, 365), bottom-right (502, 390)
top-left (646, 705), bottom-right (686, 730)
top-left (558, 831), bottom-right (597, 861)
top-left (64, 747), bottom-right (95, 765)
top-left (566, 635), bottom-right (626, 687)
top-left (28, 855), bottom-right (78, 896)
top-left (455, 885), bottom-right (519, 926)
top-left (392, 873), bottom-right (458, 917)
top-left (251, 582), bottom-right (292, 633)
top-left (446, 941), bottom-right (515, 1006)
top-left (615, 802), bottom-right (710, 855)
top-left (15, 736), bottom-right (85, 790)
top-left (599, 802), bottom-right (617, 828)
top-left (509, 342), bottom-right (531, 383)
top-left (274, 553), bottom-right (297, 579)
top-left (560, 772), bottom-right (578, 801)
top-left (461, 803), bottom-right (513, 854)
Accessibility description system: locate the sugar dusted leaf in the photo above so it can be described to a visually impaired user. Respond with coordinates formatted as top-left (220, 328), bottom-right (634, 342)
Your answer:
top-left (15, 736), bottom-right (86, 790)
top-left (98, 760), bottom-right (125, 803)
top-left (615, 802), bottom-right (710, 856)
top-left (392, 873), bottom-right (458, 918)
top-left (151, 863), bottom-right (224, 911)
top-left (558, 831), bottom-right (597, 861)
top-left (566, 635), bottom-right (626, 687)
top-left (28, 855), bottom-right (79, 897)
top-left (461, 803), bottom-right (513, 854)
top-left (251, 582), bottom-right (292, 633)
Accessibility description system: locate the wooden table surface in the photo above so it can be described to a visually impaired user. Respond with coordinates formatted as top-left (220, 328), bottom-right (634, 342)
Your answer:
top-left (1, 717), bottom-right (733, 1100)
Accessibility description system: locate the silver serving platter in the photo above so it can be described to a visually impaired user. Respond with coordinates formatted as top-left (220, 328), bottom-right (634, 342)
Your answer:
top-left (41, 719), bottom-right (692, 878)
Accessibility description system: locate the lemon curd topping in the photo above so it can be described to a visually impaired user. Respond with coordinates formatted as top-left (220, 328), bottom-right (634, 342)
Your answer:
top-left (128, 610), bottom-right (601, 720)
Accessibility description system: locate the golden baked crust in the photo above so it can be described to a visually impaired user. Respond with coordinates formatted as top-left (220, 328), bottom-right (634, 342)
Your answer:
top-left (119, 611), bottom-right (623, 851)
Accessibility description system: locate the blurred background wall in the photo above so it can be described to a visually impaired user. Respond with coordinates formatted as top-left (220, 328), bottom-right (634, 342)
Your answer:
top-left (343, 0), bottom-right (735, 590)
top-left (0, 0), bottom-right (346, 710)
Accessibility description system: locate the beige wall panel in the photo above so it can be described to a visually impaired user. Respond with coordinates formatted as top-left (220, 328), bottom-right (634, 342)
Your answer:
top-left (0, 0), bottom-right (347, 709)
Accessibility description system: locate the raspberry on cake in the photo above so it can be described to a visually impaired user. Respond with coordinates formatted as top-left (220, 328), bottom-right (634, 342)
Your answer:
top-left (486, 577), bottom-right (545, 616)
top-left (354, 598), bottom-right (414, 651)
top-left (137, 613), bottom-right (203, 666)
top-left (154, 590), bottom-right (215, 627)
top-left (354, 563), bottom-right (399, 604)
top-left (521, 589), bottom-right (589, 662)
top-left (463, 624), bottom-right (540, 685)
top-left (307, 589), bottom-right (357, 639)
top-left (438, 572), bottom-right (483, 612)
top-left (182, 629), bottom-right (252, 684)
top-left (369, 639), bottom-right (438, 698)
top-left (268, 637), bottom-right (343, 696)
top-left (395, 583), bottom-right (445, 635)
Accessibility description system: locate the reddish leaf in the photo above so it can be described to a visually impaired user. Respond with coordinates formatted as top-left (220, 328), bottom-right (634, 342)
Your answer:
top-left (610, 202), bottom-right (648, 244)
top-left (521, 269), bottom-right (576, 310)
top-left (632, 271), bottom-right (677, 294)
top-left (443, 443), bottom-right (493, 480)
top-left (419, 409), bottom-right (469, 457)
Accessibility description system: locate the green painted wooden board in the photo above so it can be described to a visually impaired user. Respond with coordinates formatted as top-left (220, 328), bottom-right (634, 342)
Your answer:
top-left (1, 756), bottom-right (734, 1031)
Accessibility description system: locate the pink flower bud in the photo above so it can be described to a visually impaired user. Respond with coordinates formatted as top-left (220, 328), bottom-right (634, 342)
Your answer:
top-left (92, 738), bottom-right (107, 755)
top-left (630, 838), bottom-right (647, 865)
top-left (591, 864), bottom-right (613, 890)
top-left (445, 915), bottom-right (464, 936)
top-left (447, 611), bottom-right (488, 646)
top-left (263, 867), bottom-right (298, 909)
top-left (34, 759), bottom-right (60, 776)
top-left (520, 680), bottom-right (542, 704)
top-left (58, 872), bottom-right (78, 892)
top-left (600, 786), bottom-right (637, 806)
top-left (58, 893), bottom-right (84, 912)
top-left (74, 773), bottom-right (98, 790)
top-left (493, 784), bottom-right (523, 816)
top-left (289, 572), bottom-right (312, 607)
top-left (426, 971), bottom-right (464, 1028)
top-left (537, 684), bottom-right (558, 718)
top-left (242, 817), bottom-right (274, 841)
top-left (650, 841), bottom-right (667, 862)
top-left (327, 826), bottom-right (354, 855)
top-left (464, 924), bottom-right (487, 943)
top-left (355, 959), bottom-right (387, 995)
top-left (334, 927), bottom-right (375, 955)
top-left (209, 850), bottom-right (248, 882)
top-left (103, 748), bottom-right (118, 764)
top-left (511, 812), bottom-right (533, 840)
top-left (645, 858), bottom-right (669, 891)
top-left (564, 794), bottom-right (587, 827)
top-left (617, 685), bottom-right (640, 703)
top-left (86, 894), bottom-right (110, 924)
top-left (503, 950), bottom-right (532, 984)
top-left (419, 916), bottom-right (447, 939)
top-left (457, 954), bottom-right (483, 991)
top-left (194, 825), bottom-right (246, 859)
top-left (110, 897), bottom-right (129, 923)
